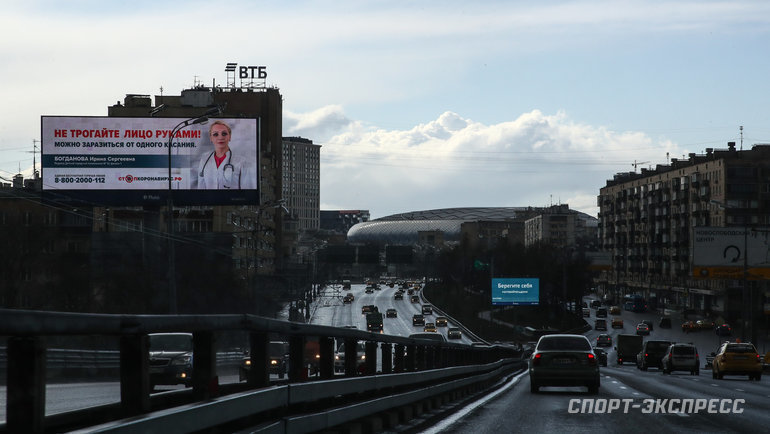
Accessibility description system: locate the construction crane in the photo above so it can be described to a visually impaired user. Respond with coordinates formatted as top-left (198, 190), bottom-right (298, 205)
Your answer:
top-left (632, 160), bottom-right (650, 172)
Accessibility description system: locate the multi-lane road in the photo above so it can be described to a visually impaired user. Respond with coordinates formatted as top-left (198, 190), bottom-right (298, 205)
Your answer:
top-left (308, 281), bottom-right (475, 344)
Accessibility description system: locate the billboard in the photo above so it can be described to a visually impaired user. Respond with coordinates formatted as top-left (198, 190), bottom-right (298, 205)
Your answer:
top-left (692, 226), bottom-right (770, 279)
top-left (491, 278), bottom-right (540, 306)
top-left (41, 116), bottom-right (259, 206)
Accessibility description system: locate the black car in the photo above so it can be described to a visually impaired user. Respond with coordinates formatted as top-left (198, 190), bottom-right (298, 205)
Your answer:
top-left (412, 314), bottom-right (425, 326)
top-left (594, 319), bottom-right (607, 331)
top-left (596, 307), bottom-right (608, 318)
top-left (593, 347), bottom-right (608, 366)
top-left (149, 333), bottom-right (193, 390)
top-left (239, 341), bottom-right (289, 381)
top-left (636, 339), bottom-right (671, 370)
top-left (715, 323), bottom-right (732, 336)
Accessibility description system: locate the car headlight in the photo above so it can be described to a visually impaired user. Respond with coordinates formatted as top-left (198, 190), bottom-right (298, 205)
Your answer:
top-left (244, 359), bottom-right (252, 366)
top-left (171, 355), bottom-right (192, 366)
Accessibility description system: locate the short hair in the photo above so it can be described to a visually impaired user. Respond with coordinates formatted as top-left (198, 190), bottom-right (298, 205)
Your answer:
top-left (209, 120), bottom-right (231, 135)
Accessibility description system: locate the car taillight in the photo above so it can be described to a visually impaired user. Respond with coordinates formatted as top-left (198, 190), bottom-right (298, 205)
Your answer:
top-left (645, 353), bottom-right (649, 357)
top-left (588, 353), bottom-right (596, 365)
top-left (533, 353), bottom-right (542, 366)
top-left (757, 354), bottom-right (761, 362)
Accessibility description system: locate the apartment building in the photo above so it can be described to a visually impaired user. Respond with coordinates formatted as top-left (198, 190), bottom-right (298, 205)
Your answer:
top-left (597, 142), bottom-right (770, 322)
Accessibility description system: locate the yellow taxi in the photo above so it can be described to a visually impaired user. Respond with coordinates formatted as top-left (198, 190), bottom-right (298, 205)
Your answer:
top-left (712, 342), bottom-right (762, 380)
top-left (611, 318), bottom-right (624, 329)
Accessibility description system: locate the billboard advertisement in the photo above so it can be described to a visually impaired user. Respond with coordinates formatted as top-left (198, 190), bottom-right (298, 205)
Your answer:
top-left (41, 116), bottom-right (259, 206)
top-left (692, 226), bottom-right (770, 279)
top-left (491, 278), bottom-right (540, 306)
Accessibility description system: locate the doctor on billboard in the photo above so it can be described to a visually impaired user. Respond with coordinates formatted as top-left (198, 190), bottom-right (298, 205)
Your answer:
top-left (197, 120), bottom-right (255, 189)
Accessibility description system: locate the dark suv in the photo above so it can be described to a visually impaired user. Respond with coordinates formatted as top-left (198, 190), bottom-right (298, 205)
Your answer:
top-left (636, 339), bottom-right (671, 370)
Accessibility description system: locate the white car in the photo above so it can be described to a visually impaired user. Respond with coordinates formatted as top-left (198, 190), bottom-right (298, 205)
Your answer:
top-left (661, 343), bottom-right (699, 375)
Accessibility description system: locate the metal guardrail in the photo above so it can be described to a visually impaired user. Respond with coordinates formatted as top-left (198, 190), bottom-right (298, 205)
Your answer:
top-left (0, 308), bottom-right (522, 433)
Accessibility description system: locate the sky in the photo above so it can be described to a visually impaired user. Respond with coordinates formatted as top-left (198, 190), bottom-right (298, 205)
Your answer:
top-left (2, 1), bottom-right (770, 219)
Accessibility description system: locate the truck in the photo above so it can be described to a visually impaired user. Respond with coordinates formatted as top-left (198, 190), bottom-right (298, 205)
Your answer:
top-left (366, 312), bottom-right (383, 333)
top-left (615, 334), bottom-right (643, 365)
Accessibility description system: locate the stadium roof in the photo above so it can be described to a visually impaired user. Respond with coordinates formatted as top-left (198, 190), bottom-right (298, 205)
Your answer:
top-left (347, 207), bottom-right (596, 244)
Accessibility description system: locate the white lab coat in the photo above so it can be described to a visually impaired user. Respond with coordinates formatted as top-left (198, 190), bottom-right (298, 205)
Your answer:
top-left (197, 150), bottom-right (254, 190)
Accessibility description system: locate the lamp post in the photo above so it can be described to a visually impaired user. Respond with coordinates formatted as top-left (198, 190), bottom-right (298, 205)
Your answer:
top-left (166, 109), bottom-right (219, 314)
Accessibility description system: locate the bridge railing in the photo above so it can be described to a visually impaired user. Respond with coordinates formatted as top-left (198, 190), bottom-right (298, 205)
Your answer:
top-left (0, 308), bottom-right (522, 433)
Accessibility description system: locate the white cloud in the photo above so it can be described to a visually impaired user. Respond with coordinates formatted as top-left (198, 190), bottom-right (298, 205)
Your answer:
top-left (293, 106), bottom-right (681, 218)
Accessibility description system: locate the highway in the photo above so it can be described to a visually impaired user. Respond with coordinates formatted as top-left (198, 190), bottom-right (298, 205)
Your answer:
top-left (4, 288), bottom-right (768, 433)
top-left (428, 298), bottom-right (770, 433)
top-left (308, 281), bottom-right (475, 345)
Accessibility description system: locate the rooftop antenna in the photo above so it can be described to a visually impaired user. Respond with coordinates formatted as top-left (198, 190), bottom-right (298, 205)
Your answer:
top-left (27, 140), bottom-right (40, 178)
top-left (740, 125), bottom-right (744, 151)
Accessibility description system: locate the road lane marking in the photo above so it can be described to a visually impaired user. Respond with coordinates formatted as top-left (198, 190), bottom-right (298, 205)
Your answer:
top-left (421, 370), bottom-right (526, 434)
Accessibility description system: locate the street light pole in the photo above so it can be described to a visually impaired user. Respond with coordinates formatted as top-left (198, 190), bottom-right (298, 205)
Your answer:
top-left (166, 110), bottom-right (218, 314)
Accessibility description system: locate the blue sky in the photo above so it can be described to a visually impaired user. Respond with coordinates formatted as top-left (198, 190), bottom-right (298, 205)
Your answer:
top-left (2, 1), bottom-right (770, 218)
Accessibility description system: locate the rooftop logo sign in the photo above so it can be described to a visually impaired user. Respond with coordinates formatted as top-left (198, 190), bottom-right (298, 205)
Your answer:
top-left (225, 62), bottom-right (267, 89)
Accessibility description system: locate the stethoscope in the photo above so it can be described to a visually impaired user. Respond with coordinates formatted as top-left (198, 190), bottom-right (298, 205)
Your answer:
top-left (200, 150), bottom-right (235, 188)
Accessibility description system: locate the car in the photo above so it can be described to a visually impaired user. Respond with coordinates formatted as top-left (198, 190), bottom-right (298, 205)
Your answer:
top-left (394, 292), bottom-right (404, 300)
top-left (635, 340), bottom-right (671, 371)
top-left (342, 294), bottom-right (353, 304)
top-left (412, 314), bottom-right (425, 326)
top-left (409, 332), bottom-right (446, 342)
top-left (641, 319), bottom-right (654, 332)
top-left (609, 306), bottom-right (621, 315)
top-left (385, 308), bottom-right (398, 318)
top-left (410, 295), bottom-right (420, 303)
top-left (596, 334), bottom-right (612, 347)
top-left (715, 323), bottom-right (732, 336)
top-left (594, 319), bottom-right (607, 331)
top-left (636, 323), bottom-right (650, 335)
top-left (611, 318), bottom-right (624, 329)
top-left (528, 334), bottom-right (600, 394)
top-left (424, 322), bottom-right (437, 332)
top-left (334, 342), bottom-right (366, 373)
top-left (712, 342), bottom-right (762, 380)
top-left (582, 308), bottom-right (590, 318)
top-left (596, 307), bottom-right (608, 318)
top-left (447, 327), bottom-right (462, 339)
top-left (591, 300), bottom-right (601, 309)
top-left (149, 333), bottom-right (193, 390)
top-left (593, 347), bottom-right (608, 366)
top-left (661, 343), bottom-right (699, 375)
top-left (435, 316), bottom-right (448, 327)
top-left (364, 287), bottom-right (374, 294)
top-left (659, 317), bottom-right (672, 328)
top-left (422, 305), bottom-right (433, 315)
top-left (239, 340), bottom-right (289, 381)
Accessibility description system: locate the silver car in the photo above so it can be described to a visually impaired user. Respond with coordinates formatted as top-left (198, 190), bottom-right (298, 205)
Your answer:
top-left (529, 334), bottom-right (600, 394)
top-left (661, 343), bottom-right (699, 375)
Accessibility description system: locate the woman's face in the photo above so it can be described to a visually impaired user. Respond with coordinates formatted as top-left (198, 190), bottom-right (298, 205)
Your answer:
top-left (210, 124), bottom-right (231, 155)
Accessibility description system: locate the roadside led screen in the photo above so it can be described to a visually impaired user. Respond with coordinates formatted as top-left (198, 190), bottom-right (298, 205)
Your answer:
top-left (41, 116), bottom-right (259, 206)
top-left (491, 278), bottom-right (540, 306)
